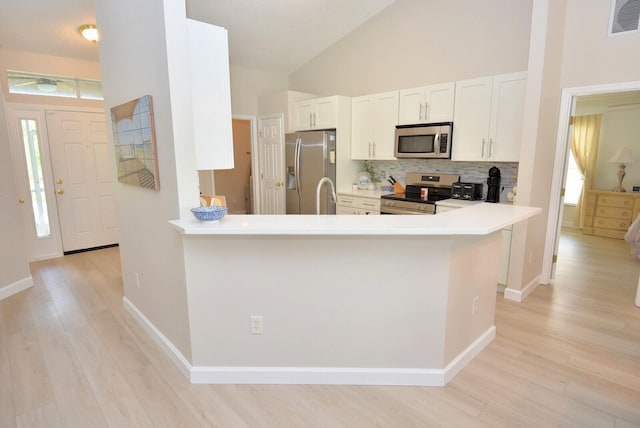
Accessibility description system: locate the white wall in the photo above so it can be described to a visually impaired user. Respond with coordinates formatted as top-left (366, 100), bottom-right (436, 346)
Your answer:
top-left (0, 92), bottom-right (31, 294)
top-left (561, 0), bottom-right (640, 88)
top-left (513, 0), bottom-right (640, 294)
top-left (229, 64), bottom-right (288, 116)
top-left (288, 0), bottom-right (533, 96)
top-left (96, 0), bottom-right (198, 361)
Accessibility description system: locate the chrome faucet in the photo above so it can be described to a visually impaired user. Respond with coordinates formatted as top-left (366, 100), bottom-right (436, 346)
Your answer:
top-left (316, 177), bottom-right (337, 215)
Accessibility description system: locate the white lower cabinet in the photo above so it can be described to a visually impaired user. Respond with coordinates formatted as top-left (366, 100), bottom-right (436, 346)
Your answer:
top-left (337, 194), bottom-right (381, 215)
top-left (436, 201), bottom-right (511, 285)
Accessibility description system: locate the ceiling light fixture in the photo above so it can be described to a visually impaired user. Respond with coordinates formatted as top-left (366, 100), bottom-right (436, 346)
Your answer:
top-left (79, 24), bottom-right (99, 43)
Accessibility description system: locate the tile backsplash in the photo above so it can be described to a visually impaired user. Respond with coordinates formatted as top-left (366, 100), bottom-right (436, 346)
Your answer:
top-left (360, 159), bottom-right (519, 201)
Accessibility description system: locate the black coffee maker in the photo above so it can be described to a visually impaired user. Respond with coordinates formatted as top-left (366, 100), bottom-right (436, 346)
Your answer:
top-left (486, 166), bottom-right (501, 203)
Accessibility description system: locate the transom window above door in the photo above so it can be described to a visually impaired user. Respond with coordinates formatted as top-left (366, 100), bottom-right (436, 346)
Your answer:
top-left (6, 70), bottom-right (103, 100)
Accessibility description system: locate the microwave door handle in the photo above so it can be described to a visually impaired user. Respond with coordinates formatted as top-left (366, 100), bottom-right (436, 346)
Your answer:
top-left (435, 133), bottom-right (440, 154)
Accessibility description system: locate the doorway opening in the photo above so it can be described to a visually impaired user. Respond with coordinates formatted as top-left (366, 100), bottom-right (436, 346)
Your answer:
top-left (543, 81), bottom-right (640, 283)
top-left (197, 117), bottom-right (258, 214)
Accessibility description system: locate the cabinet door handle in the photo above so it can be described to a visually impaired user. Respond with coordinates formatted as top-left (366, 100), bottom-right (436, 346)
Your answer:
top-left (489, 138), bottom-right (494, 158)
top-left (372, 142), bottom-right (376, 158)
top-left (481, 139), bottom-right (486, 158)
top-left (419, 103), bottom-right (423, 121)
top-left (313, 113), bottom-right (316, 128)
top-left (425, 102), bottom-right (429, 121)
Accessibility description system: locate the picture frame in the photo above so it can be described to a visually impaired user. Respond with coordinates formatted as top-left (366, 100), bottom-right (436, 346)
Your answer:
top-left (111, 95), bottom-right (160, 190)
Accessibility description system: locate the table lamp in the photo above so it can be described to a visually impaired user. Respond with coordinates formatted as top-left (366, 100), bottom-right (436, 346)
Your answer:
top-left (609, 146), bottom-right (635, 192)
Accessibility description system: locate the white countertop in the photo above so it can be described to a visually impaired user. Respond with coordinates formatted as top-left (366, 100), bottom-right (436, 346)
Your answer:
top-left (170, 203), bottom-right (540, 236)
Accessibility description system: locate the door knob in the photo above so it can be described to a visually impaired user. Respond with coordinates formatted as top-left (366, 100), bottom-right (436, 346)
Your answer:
top-left (18, 199), bottom-right (25, 204)
top-left (276, 182), bottom-right (283, 187)
top-left (57, 188), bottom-right (64, 195)
top-left (56, 179), bottom-right (63, 184)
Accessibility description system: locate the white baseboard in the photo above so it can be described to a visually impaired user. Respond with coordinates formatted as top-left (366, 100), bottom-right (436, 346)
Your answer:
top-left (442, 325), bottom-right (496, 384)
top-left (123, 296), bottom-right (495, 386)
top-left (122, 297), bottom-right (192, 380)
top-left (0, 276), bottom-right (33, 301)
top-left (504, 274), bottom-right (541, 302)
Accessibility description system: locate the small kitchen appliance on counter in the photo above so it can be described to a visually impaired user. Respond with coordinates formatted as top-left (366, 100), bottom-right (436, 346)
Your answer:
top-left (451, 182), bottom-right (483, 201)
top-left (486, 166), bottom-right (501, 203)
top-left (380, 172), bottom-right (459, 214)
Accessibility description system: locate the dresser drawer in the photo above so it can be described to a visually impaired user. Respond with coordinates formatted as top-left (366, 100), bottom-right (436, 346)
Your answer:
top-left (595, 206), bottom-right (632, 220)
top-left (593, 217), bottom-right (631, 230)
top-left (597, 195), bottom-right (634, 208)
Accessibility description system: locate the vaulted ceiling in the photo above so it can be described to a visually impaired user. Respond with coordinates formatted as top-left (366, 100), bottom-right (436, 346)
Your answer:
top-left (0, 0), bottom-right (398, 74)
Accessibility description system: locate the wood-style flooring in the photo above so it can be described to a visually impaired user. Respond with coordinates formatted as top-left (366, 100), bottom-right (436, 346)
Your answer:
top-left (1, 229), bottom-right (639, 427)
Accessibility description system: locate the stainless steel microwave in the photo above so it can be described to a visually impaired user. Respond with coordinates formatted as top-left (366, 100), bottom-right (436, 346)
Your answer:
top-left (394, 122), bottom-right (453, 159)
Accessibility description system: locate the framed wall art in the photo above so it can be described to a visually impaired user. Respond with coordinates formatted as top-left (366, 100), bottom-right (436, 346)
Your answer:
top-left (111, 95), bottom-right (160, 190)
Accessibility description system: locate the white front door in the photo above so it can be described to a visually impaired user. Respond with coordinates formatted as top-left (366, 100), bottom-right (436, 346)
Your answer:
top-left (258, 114), bottom-right (285, 214)
top-left (46, 110), bottom-right (118, 252)
top-left (6, 106), bottom-right (62, 260)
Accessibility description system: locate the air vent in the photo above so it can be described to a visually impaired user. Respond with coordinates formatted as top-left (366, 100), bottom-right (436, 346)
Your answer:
top-left (609, 0), bottom-right (640, 35)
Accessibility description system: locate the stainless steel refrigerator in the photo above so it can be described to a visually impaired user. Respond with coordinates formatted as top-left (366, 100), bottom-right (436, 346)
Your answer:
top-left (285, 130), bottom-right (337, 214)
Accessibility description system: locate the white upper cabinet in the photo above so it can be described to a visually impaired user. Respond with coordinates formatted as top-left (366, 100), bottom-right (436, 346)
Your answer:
top-left (452, 72), bottom-right (526, 162)
top-left (488, 73), bottom-right (527, 162)
top-left (292, 96), bottom-right (340, 131)
top-left (187, 19), bottom-right (234, 170)
top-left (351, 91), bottom-right (399, 160)
top-left (398, 82), bottom-right (455, 125)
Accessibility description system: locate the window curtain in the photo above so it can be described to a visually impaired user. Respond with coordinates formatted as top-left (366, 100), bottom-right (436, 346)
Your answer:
top-left (571, 114), bottom-right (602, 228)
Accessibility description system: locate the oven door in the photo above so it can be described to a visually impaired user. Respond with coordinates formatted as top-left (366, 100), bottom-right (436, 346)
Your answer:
top-left (380, 200), bottom-right (435, 215)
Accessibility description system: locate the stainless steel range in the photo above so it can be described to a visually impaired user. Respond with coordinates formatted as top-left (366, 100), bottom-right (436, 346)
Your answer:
top-left (380, 172), bottom-right (460, 215)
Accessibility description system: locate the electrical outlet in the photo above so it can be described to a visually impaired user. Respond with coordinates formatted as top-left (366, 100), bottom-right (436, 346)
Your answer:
top-left (250, 316), bottom-right (263, 334)
top-left (472, 296), bottom-right (479, 315)
top-left (135, 272), bottom-right (141, 288)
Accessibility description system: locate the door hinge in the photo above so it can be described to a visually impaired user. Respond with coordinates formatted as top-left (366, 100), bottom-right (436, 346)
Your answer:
top-left (560, 188), bottom-right (566, 197)
top-left (259, 131), bottom-right (263, 138)
top-left (553, 254), bottom-right (558, 263)
top-left (568, 116), bottom-right (574, 125)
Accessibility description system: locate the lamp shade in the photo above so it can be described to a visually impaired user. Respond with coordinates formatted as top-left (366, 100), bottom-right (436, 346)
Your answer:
top-left (609, 146), bottom-right (635, 164)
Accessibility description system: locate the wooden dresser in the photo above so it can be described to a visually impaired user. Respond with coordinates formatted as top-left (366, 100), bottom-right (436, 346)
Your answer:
top-left (583, 190), bottom-right (640, 239)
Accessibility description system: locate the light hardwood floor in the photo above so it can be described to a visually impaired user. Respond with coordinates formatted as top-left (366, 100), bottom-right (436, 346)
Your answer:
top-left (2, 229), bottom-right (640, 427)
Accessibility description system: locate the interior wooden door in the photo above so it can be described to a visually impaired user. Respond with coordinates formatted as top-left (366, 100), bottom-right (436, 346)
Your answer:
top-left (257, 115), bottom-right (285, 214)
top-left (46, 110), bottom-right (118, 252)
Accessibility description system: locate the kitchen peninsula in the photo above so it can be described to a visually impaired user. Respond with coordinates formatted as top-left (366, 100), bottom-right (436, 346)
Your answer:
top-left (165, 203), bottom-right (539, 386)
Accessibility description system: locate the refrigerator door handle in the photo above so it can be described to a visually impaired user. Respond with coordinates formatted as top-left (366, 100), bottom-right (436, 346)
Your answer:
top-left (295, 137), bottom-right (302, 204)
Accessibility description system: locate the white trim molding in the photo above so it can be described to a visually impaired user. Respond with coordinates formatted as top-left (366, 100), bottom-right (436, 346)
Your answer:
top-left (123, 295), bottom-right (495, 386)
top-left (123, 297), bottom-right (193, 380)
top-left (0, 276), bottom-right (33, 301)
top-left (504, 275), bottom-right (541, 302)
